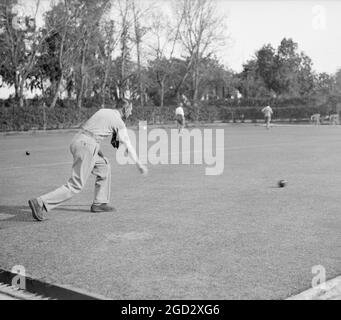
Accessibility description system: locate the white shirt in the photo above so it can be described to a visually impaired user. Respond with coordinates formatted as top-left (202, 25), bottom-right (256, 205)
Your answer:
top-left (262, 106), bottom-right (273, 117)
top-left (175, 106), bottom-right (185, 116)
top-left (82, 108), bottom-right (129, 143)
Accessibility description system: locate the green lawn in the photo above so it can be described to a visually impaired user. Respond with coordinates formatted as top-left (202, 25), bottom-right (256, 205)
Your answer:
top-left (0, 124), bottom-right (340, 299)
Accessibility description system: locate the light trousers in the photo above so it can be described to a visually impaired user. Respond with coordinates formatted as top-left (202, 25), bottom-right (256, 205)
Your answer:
top-left (40, 132), bottom-right (111, 212)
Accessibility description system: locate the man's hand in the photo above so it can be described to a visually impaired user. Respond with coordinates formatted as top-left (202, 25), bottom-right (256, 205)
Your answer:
top-left (121, 134), bottom-right (148, 175)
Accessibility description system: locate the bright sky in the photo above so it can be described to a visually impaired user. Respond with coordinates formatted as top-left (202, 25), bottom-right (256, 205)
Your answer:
top-left (1, 0), bottom-right (341, 98)
top-left (219, 0), bottom-right (341, 74)
top-left (16, 0), bottom-right (341, 74)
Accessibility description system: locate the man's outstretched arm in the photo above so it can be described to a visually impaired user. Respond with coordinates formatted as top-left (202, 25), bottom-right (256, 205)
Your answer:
top-left (119, 128), bottom-right (148, 175)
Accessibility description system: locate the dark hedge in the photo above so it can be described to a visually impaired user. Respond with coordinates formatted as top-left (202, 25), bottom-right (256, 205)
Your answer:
top-left (1, 96), bottom-right (340, 132)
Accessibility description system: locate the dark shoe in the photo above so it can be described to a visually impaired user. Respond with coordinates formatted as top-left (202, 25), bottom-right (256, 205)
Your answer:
top-left (90, 203), bottom-right (116, 213)
top-left (28, 198), bottom-right (44, 221)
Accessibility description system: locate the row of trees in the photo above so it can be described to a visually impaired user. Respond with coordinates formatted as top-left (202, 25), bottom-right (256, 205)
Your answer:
top-left (237, 38), bottom-right (341, 100)
top-left (0, 0), bottom-right (231, 109)
top-left (0, 0), bottom-right (340, 112)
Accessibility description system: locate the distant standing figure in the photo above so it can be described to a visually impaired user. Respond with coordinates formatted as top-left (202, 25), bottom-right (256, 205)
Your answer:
top-left (175, 102), bottom-right (185, 133)
top-left (311, 113), bottom-right (321, 126)
top-left (329, 113), bottom-right (339, 125)
top-left (261, 105), bottom-right (273, 129)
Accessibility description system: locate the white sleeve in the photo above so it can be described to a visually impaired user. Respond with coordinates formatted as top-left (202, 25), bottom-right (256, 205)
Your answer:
top-left (118, 126), bottom-right (130, 143)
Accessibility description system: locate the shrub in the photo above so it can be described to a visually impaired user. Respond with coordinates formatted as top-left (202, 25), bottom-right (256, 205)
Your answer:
top-left (1, 95), bottom-right (341, 132)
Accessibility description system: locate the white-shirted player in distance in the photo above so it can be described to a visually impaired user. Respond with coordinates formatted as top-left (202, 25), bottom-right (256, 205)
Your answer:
top-left (261, 105), bottom-right (273, 130)
top-left (310, 113), bottom-right (321, 126)
top-left (175, 102), bottom-right (185, 134)
top-left (28, 99), bottom-right (148, 221)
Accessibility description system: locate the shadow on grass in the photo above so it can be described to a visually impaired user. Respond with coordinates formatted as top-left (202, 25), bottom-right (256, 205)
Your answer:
top-left (0, 205), bottom-right (33, 222)
top-left (0, 204), bottom-right (94, 224)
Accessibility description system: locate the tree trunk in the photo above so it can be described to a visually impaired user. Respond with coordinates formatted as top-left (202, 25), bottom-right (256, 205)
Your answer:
top-left (120, 17), bottom-right (129, 98)
top-left (136, 38), bottom-right (143, 107)
top-left (19, 78), bottom-right (25, 108)
top-left (14, 83), bottom-right (19, 101)
top-left (50, 76), bottom-right (63, 109)
top-left (138, 57), bottom-right (143, 106)
top-left (133, 2), bottom-right (144, 106)
top-left (19, 96), bottom-right (24, 108)
top-left (101, 79), bottom-right (107, 109)
top-left (174, 58), bottom-right (194, 102)
top-left (77, 39), bottom-right (88, 109)
top-left (193, 57), bottom-right (199, 103)
top-left (14, 71), bottom-right (20, 102)
top-left (77, 77), bottom-right (85, 109)
top-left (121, 42), bottom-right (126, 97)
top-left (160, 78), bottom-right (165, 108)
top-left (101, 57), bottom-right (111, 108)
top-left (50, 9), bottom-right (68, 109)
top-left (193, 81), bottom-right (199, 103)
top-left (192, 55), bottom-right (201, 121)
